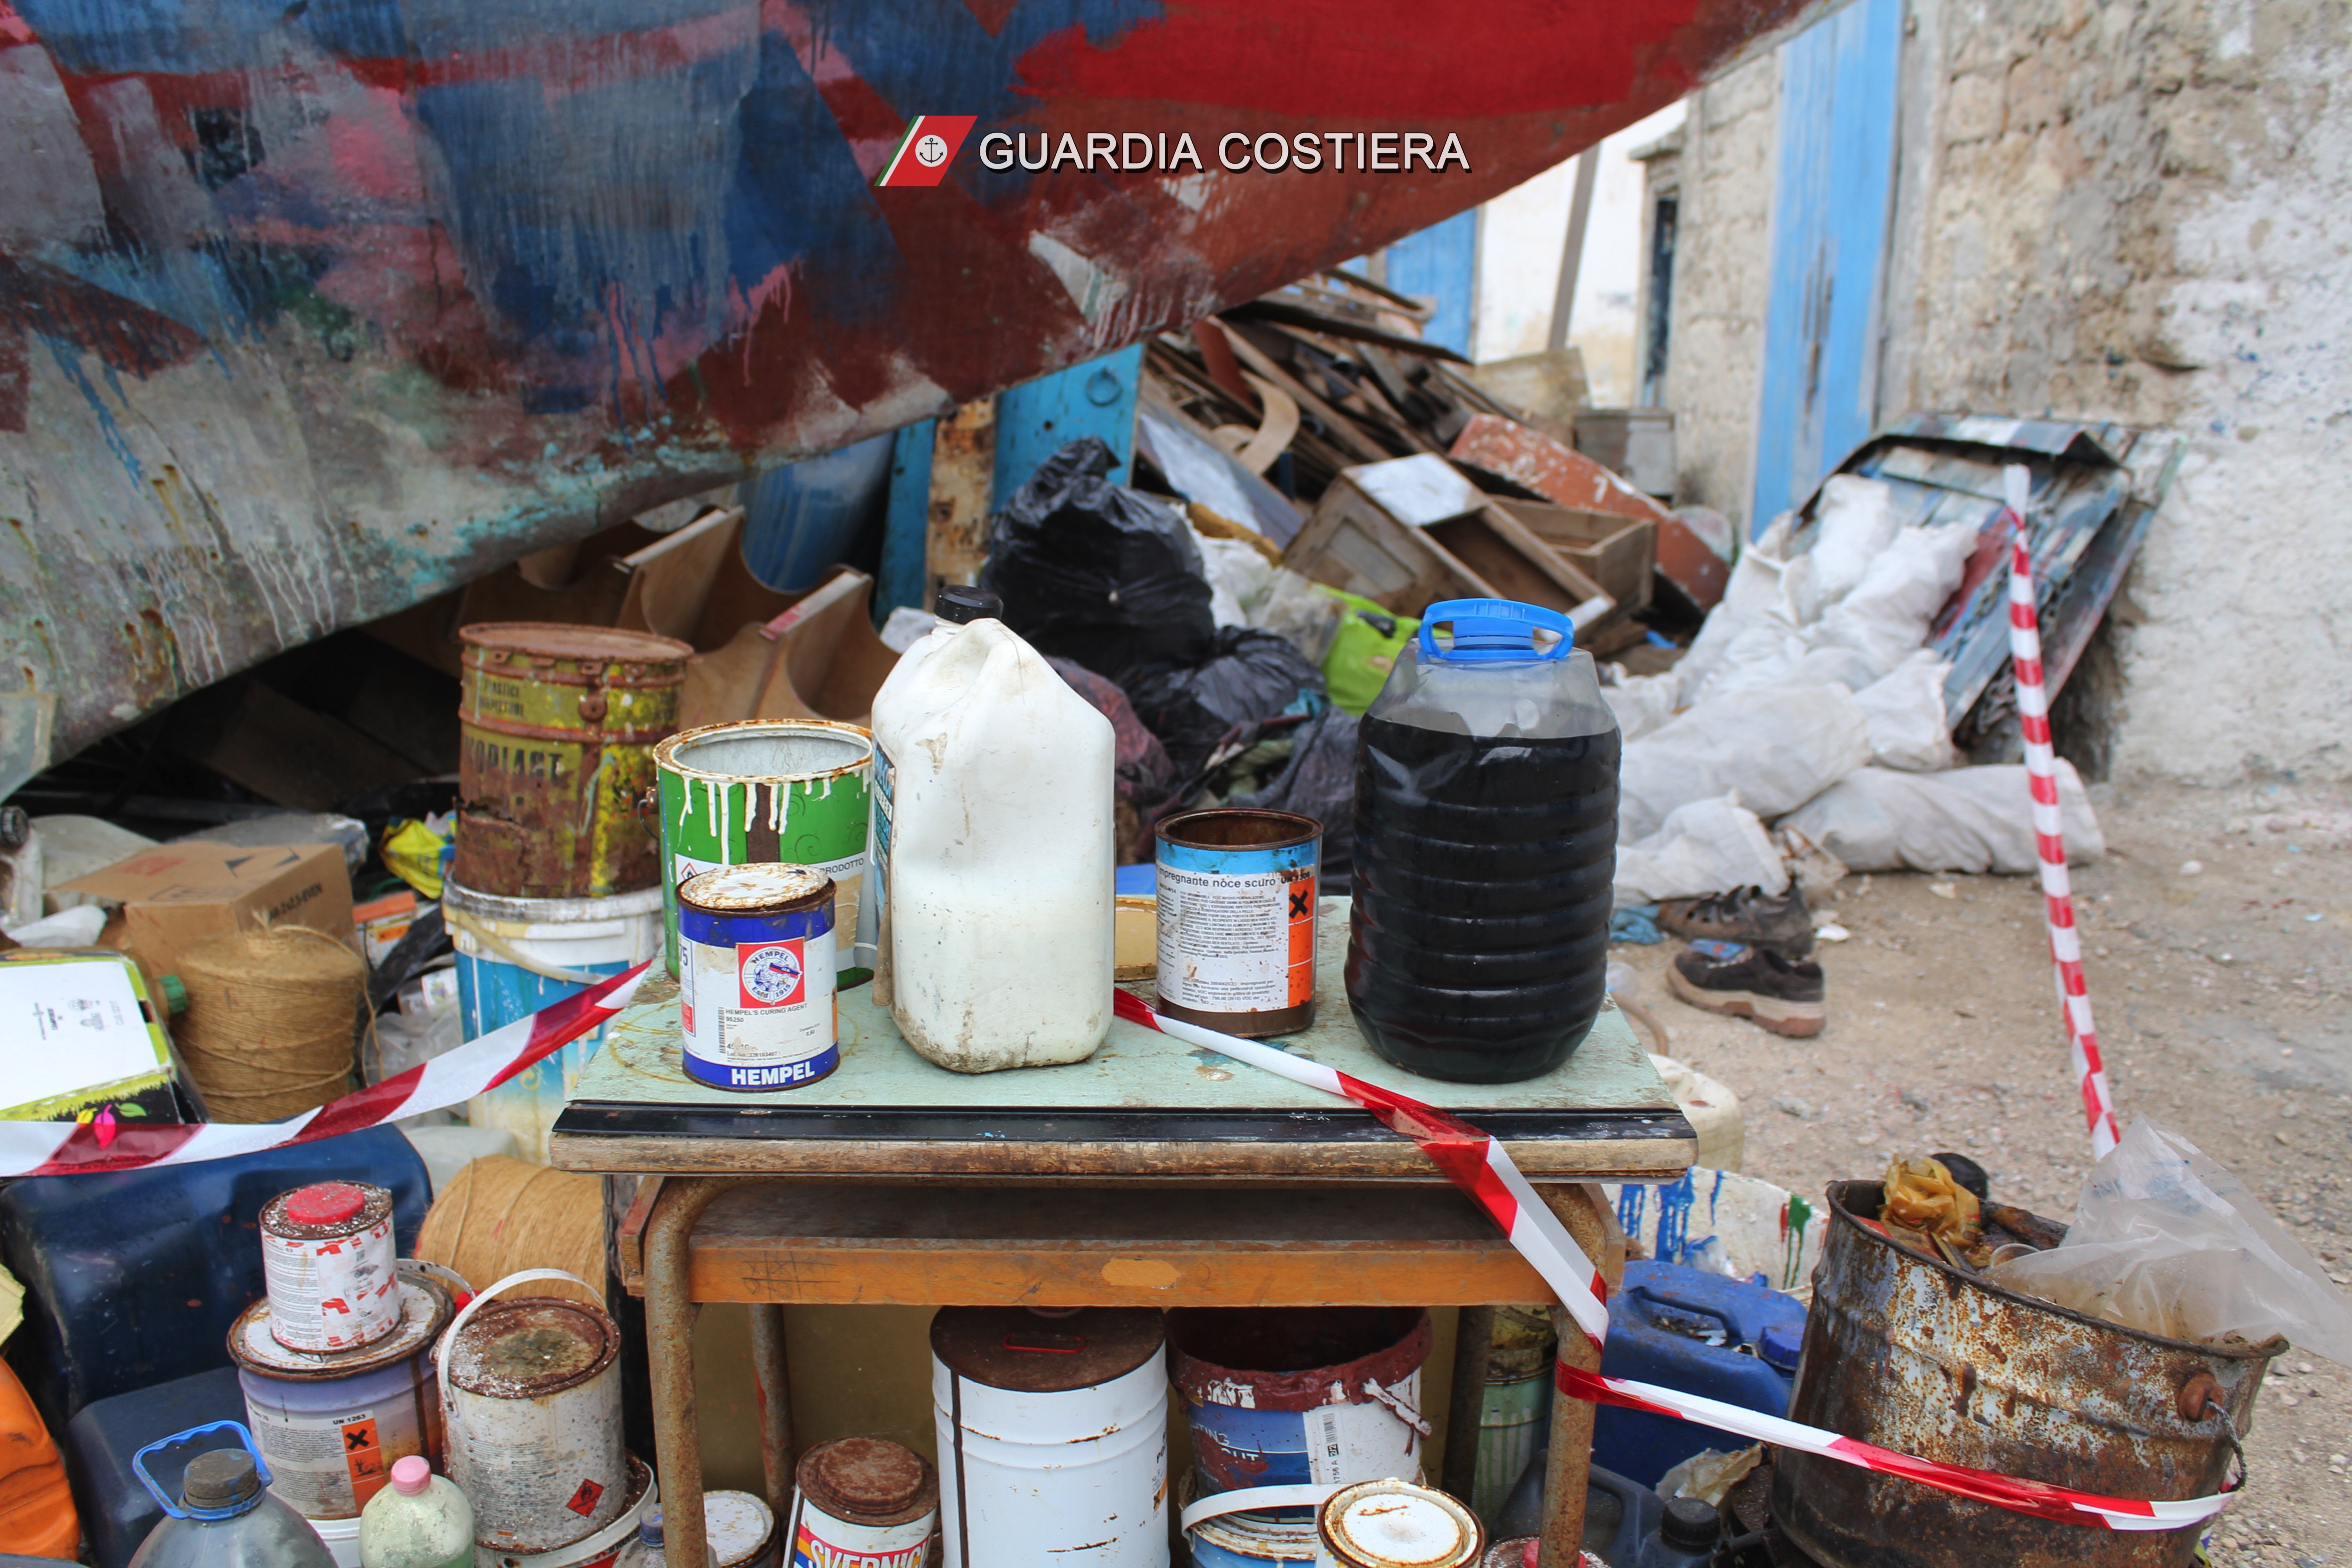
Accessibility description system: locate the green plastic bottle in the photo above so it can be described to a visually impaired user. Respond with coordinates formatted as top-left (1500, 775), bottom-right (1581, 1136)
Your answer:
top-left (358, 1457), bottom-right (473, 1568)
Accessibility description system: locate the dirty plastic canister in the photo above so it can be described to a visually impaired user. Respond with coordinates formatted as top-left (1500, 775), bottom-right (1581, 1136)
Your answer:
top-left (358, 1457), bottom-right (472, 1568)
top-left (1346, 599), bottom-right (1620, 1082)
top-left (127, 1423), bottom-right (339, 1568)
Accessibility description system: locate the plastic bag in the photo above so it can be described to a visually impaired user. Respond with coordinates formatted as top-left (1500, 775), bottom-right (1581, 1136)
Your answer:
top-left (1851, 651), bottom-right (1958, 772)
top-left (382, 814), bottom-right (453, 899)
top-left (1123, 627), bottom-right (1327, 780)
top-left (1191, 527), bottom-right (1276, 628)
top-left (1321, 592), bottom-right (1419, 716)
top-left (1229, 704), bottom-right (1359, 884)
top-left (1777, 762), bottom-right (2102, 874)
top-left (1619, 684), bottom-right (1873, 841)
top-left (1250, 570), bottom-right (1348, 669)
top-left (1613, 796), bottom-right (1787, 904)
top-left (1046, 656), bottom-right (1181, 861)
top-left (1988, 1117), bottom-right (2352, 1361)
top-left (979, 436), bottom-right (1216, 677)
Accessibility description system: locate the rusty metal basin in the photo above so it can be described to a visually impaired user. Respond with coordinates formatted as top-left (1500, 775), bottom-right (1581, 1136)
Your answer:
top-left (1772, 1180), bottom-right (2279, 1568)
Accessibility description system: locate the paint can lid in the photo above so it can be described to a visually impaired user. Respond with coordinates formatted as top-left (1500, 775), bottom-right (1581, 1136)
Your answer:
top-left (444, 1297), bottom-right (620, 1399)
top-left (929, 1305), bottom-right (1165, 1394)
top-left (1319, 1480), bottom-right (1483, 1568)
top-left (284, 1183), bottom-right (367, 1227)
top-left (703, 1491), bottom-right (777, 1568)
top-left (795, 1439), bottom-right (935, 1526)
top-left (390, 1457), bottom-right (432, 1498)
top-left (679, 863), bottom-right (833, 914)
top-left (934, 585), bottom-right (1003, 625)
top-left (230, 1276), bottom-right (453, 1379)
top-left (263, 1181), bottom-right (393, 1240)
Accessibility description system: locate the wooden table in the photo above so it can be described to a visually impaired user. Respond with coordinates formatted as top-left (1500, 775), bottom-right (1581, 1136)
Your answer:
top-left (551, 911), bottom-right (1692, 1568)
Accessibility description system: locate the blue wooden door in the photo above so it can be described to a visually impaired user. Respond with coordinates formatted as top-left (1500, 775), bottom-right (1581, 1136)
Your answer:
top-left (1384, 210), bottom-right (1480, 357)
top-left (1751, 0), bottom-right (1904, 532)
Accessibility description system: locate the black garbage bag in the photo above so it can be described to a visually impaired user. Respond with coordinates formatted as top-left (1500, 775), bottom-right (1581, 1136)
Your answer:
top-left (1045, 656), bottom-right (1182, 862)
top-left (1124, 626), bottom-right (1327, 781)
top-left (1231, 704), bottom-right (1359, 891)
top-left (979, 437), bottom-right (1216, 678)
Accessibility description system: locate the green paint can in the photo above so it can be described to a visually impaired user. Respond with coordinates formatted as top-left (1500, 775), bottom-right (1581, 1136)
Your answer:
top-left (653, 720), bottom-right (873, 977)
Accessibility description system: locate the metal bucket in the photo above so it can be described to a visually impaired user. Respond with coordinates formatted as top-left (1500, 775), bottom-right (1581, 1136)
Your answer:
top-left (1471, 1309), bottom-right (1555, 1525)
top-left (231, 1276), bottom-right (454, 1520)
top-left (439, 1270), bottom-right (628, 1555)
top-left (1154, 809), bottom-right (1320, 1038)
top-left (930, 1306), bottom-right (1167, 1568)
top-left (1771, 1180), bottom-right (2277, 1568)
top-left (653, 720), bottom-right (874, 978)
top-left (445, 881), bottom-right (664, 1162)
top-left (456, 624), bottom-right (693, 899)
top-left (478, 1453), bottom-right (657, 1568)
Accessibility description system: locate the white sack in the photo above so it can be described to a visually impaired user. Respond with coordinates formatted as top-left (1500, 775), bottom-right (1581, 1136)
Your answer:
top-left (1777, 762), bottom-right (2104, 874)
top-left (1614, 796), bottom-right (1788, 904)
top-left (1601, 669), bottom-right (1686, 743)
top-left (1852, 652), bottom-right (1958, 772)
top-left (1804, 522), bottom-right (1978, 677)
top-left (1620, 684), bottom-right (1874, 841)
top-left (1801, 475), bottom-right (1899, 616)
top-left (1674, 517), bottom-right (1794, 698)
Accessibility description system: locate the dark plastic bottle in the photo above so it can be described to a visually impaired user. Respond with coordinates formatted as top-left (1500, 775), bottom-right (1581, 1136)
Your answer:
top-left (1346, 599), bottom-right (1620, 1082)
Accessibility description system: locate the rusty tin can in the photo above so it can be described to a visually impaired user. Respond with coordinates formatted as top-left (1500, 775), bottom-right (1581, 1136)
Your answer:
top-left (654, 719), bottom-right (873, 978)
top-left (1771, 1180), bottom-right (2278, 1568)
top-left (1154, 808), bottom-right (1320, 1038)
top-left (456, 623), bottom-right (692, 900)
top-left (230, 1274), bottom-right (454, 1519)
top-left (1169, 1307), bottom-right (1431, 1498)
top-left (261, 1182), bottom-right (401, 1354)
top-left (786, 1438), bottom-right (938, 1568)
top-left (678, 864), bottom-right (839, 1092)
top-left (1315, 1480), bottom-right (1482, 1568)
top-left (439, 1288), bottom-right (629, 1552)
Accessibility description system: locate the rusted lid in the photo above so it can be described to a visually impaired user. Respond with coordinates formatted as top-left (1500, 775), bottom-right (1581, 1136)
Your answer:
top-left (262, 1181), bottom-right (391, 1241)
top-left (230, 1277), bottom-right (453, 1380)
top-left (795, 1438), bottom-right (936, 1527)
top-left (702, 1491), bottom-right (777, 1567)
top-left (445, 1297), bottom-right (620, 1398)
top-left (680, 864), bottom-right (832, 914)
top-left (930, 1306), bottom-right (1165, 1393)
top-left (460, 623), bottom-right (695, 665)
top-left (1320, 1480), bottom-right (1482, 1568)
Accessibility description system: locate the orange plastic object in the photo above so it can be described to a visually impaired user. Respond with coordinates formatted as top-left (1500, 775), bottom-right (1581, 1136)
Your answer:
top-left (0, 1359), bottom-right (78, 1558)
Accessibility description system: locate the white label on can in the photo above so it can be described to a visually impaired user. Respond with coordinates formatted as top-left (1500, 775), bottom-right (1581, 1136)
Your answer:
top-left (262, 1217), bottom-right (399, 1353)
top-left (1155, 863), bottom-right (1317, 1014)
top-left (1301, 1387), bottom-right (1420, 1486)
top-left (246, 1394), bottom-right (421, 1517)
top-left (683, 926), bottom-right (837, 1079)
top-left (790, 1499), bottom-right (932, 1568)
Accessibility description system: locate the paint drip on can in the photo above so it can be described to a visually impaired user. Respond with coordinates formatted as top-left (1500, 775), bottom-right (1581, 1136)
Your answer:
top-left (786, 1438), bottom-right (937, 1568)
top-left (1315, 1480), bottom-right (1483, 1568)
top-left (1155, 809), bottom-right (1320, 1038)
top-left (677, 865), bottom-right (838, 1091)
top-left (230, 1274), bottom-right (454, 1519)
top-left (262, 1182), bottom-right (401, 1354)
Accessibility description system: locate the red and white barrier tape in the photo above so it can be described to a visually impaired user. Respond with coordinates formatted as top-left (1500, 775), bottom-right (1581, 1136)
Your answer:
top-left (2003, 463), bottom-right (2122, 1158)
top-left (1112, 991), bottom-right (2230, 1532)
top-left (0, 961), bottom-right (653, 1177)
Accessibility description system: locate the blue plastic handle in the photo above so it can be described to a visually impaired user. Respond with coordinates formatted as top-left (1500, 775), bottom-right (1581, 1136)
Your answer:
top-left (1415, 598), bottom-right (1573, 663)
top-left (132, 1421), bottom-right (273, 1521)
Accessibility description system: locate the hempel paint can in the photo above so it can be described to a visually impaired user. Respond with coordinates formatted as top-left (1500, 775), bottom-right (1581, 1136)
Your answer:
top-left (262, 1183), bottom-right (401, 1354)
top-left (785, 1437), bottom-right (937, 1568)
top-left (1154, 809), bottom-right (1320, 1038)
top-left (677, 865), bottom-right (839, 1091)
top-left (1315, 1480), bottom-right (1483, 1568)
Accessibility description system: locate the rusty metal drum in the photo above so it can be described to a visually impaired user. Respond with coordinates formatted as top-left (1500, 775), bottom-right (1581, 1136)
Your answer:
top-left (1771, 1181), bottom-right (2278, 1568)
top-left (456, 624), bottom-right (693, 899)
top-left (438, 1271), bottom-right (629, 1554)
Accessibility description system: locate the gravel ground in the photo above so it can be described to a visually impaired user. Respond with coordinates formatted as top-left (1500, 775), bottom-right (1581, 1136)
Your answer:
top-left (1611, 778), bottom-right (2352, 1566)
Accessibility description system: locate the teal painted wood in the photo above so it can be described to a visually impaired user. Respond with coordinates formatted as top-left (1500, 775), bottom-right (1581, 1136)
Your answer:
top-left (991, 344), bottom-right (1145, 506)
top-left (1750, 0), bottom-right (1905, 533)
top-left (876, 421), bottom-right (936, 621)
top-left (1383, 210), bottom-right (1480, 356)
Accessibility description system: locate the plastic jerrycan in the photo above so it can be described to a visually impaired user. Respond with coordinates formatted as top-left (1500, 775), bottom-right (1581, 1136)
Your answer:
top-left (867, 591), bottom-right (1117, 1072)
top-left (359, 1457), bottom-right (473, 1568)
top-left (126, 1423), bottom-right (337, 1568)
top-left (1346, 598), bottom-right (1621, 1083)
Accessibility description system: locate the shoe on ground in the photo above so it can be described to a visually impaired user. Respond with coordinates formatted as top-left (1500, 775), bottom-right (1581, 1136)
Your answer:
top-left (1668, 939), bottom-right (1826, 1037)
top-left (1657, 884), bottom-right (1814, 958)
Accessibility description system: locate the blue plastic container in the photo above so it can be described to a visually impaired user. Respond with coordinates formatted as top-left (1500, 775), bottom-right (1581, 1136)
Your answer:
top-left (0, 1128), bottom-right (429, 1432)
top-left (1591, 1260), bottom-right (1807, 1488)
top-left (63, 1367), bottom-right (246, 1568)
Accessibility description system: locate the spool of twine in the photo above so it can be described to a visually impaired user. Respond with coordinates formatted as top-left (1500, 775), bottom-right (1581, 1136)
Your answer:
top-left (416, 1156), bottom-right (607, 1308)
top-left (174, 927), bottom-right (366, 1122)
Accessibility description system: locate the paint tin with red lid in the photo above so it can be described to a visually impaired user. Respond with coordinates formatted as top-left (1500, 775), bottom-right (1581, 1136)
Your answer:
top-left (261, 1181), bottom-right (400, 1353)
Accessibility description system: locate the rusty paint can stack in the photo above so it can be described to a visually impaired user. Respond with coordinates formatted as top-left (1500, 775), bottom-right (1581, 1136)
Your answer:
top-left (930, 1307), bottom-right (1167, 1567)
top-left (786, 1438), bottom-right (937, 1568)
top-left (454, 623), bottom-right (693, 900)
top-left (262, 1183), bottom-right (402, 1353)
top-left (653, 720), bottom-right (874, 977)
top-left (1314, 1481), bottom-right (1482, 1568)
top-left (1154, 809), bottom-right (1320, 1037)
top-left (678, 864), bottom-right (839, 1092)
top-left (438, 1272), bottom-right (630, 1556)
top-left (230, 1271), bottom-right (455, 1521)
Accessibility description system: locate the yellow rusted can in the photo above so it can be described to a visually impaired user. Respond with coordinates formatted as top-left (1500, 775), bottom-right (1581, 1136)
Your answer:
top-left (454, 623), bottom-right (693, 899)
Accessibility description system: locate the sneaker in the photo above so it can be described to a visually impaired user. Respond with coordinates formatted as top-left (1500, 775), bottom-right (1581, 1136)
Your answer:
top-left (1657, 885), bottom-right (1814, 958)
top-left (1667, 940), bottom-right (1826, 1036)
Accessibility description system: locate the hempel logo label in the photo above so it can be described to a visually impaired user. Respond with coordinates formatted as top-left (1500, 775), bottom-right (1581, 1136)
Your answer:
top-left (877, 119), bottom-right (1471, 186)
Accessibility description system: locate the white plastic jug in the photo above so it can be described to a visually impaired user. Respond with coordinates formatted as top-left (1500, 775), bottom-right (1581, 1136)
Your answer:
top-left (358, 1457), bottom-right (472, 1568)
top-left (869, 613), bottom-right (1115, 1072)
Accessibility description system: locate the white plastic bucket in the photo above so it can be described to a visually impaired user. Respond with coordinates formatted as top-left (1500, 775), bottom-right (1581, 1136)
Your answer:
top-left (477, 1454), bottom-right (657, 1568)
top-left (446, 882), bottom-right (663, 1162)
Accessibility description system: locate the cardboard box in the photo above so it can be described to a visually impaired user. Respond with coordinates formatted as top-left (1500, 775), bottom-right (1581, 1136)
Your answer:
top-left (56, 842), bottom-right (357, 983)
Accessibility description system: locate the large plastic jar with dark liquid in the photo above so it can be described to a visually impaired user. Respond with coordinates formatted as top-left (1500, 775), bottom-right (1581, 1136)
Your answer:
top-left (1345, 599), bottom-right (1621, 1082)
